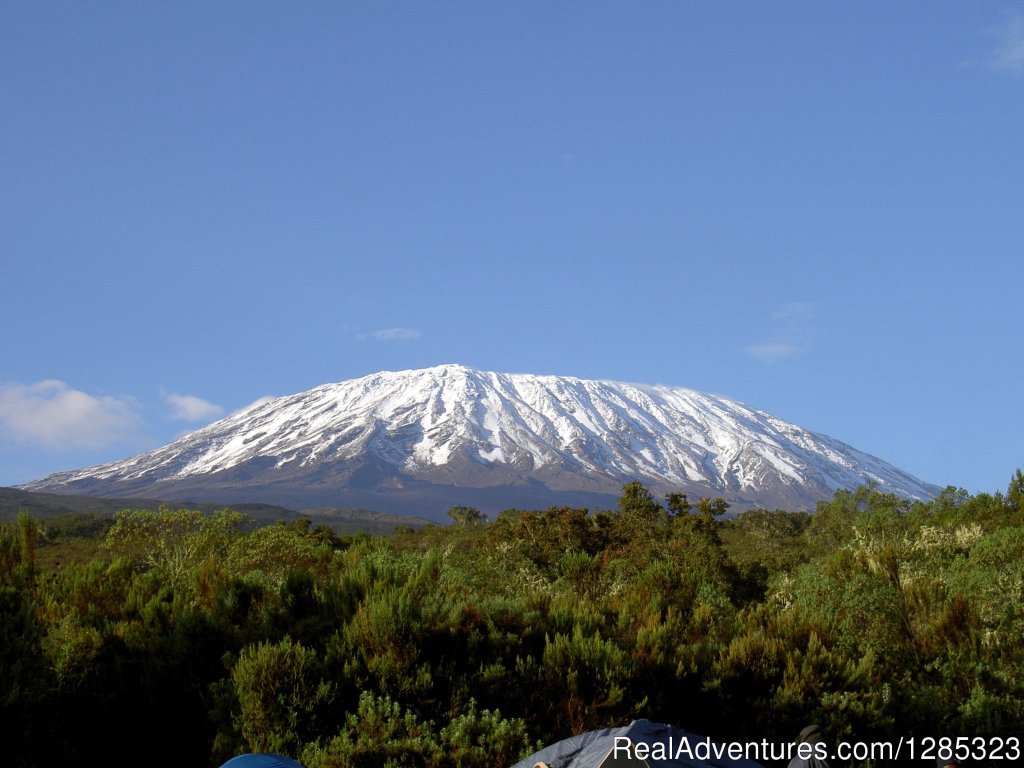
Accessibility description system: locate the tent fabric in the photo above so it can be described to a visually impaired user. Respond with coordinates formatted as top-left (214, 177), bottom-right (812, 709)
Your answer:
top-left (511, 719), bottom-right (765, 768)
top-left (218, 754), bottom-right (305, 768)
top-left (785, 724), bottom-right (830, 768)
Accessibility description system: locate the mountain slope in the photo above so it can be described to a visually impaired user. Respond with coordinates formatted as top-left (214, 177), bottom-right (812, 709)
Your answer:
top-left (21, 365), bottom-right (939, 517)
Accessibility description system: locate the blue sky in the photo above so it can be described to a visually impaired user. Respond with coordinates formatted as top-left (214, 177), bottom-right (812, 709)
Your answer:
top-left (2, 2), bottom-right (1022, 495)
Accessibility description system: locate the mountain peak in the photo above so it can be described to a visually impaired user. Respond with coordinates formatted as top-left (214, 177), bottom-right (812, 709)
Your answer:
top-left (21, 365), bottom-right (938, 517)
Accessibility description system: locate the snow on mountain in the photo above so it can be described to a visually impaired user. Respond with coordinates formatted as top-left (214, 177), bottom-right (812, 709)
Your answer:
top-left (21, 364), bottom-right (939, 515)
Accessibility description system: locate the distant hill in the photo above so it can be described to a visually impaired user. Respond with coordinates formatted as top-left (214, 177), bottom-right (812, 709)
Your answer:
top-left (0, 487), bottom-right (432, 535)
top-left (20, 364), bottom-right (940, 518)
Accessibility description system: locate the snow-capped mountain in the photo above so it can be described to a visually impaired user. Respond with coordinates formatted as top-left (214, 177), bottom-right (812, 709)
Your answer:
top-left (21, 364), bottom-right (939, 517)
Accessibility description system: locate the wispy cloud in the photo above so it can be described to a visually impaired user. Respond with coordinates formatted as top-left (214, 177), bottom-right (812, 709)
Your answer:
top-left (161, 390), bottom-right (224, 422)
top-left (745, 343), bottom-right (798, 363)
top-left (343, 323), bottom-right (423, 342)
top-left (745, 303), bottom-right (817, 364)
top-left (0, 380), bottom-right (141, 449)
top-left (771, 302), bottom-right (816, 322)
top-left (362, 327), bottom-right (422, 342)
top-left (988, 11), bottom-right (1024, 75)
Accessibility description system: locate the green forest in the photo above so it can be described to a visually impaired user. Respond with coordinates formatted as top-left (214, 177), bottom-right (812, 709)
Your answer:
top-left (3, 473), bottom-right (1024, 767)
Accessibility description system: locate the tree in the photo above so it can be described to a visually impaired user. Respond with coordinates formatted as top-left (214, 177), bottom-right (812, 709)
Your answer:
top-left (0, 512), bottom-right (39, 586)
top-left (232, 637), bottom-right (334, 756)
top-left (617, 481), bottom-right (662, 519)
top-left (16, 511), bottom-right (37, 580)
top-left (665, 492), bottom-right (690, 516)
top-left (447, 506), bottom-right (486, 527)
top-left (1007, 468), bottom-right (1024, 513)
top-left (608, 481), bottom-right (669, 552)
top-left (665, 495), bottom-right (728, 545)
top-left (695, 496), bottom-right (729, 517)
top-left (0, 526), bottom-right (19, 585)
top-left (105, 507), bottom-right (247, 588)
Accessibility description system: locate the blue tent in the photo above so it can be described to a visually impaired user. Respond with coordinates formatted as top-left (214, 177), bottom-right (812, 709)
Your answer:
top-left (511, 719), bottom-right (765, 768)
top-left (218, 754), bottom-right (305, 768)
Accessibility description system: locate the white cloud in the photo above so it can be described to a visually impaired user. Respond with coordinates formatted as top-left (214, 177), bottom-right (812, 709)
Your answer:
top-left (745, 343), bottom-right (798, 363)
top-left (989, 12), bottom-right (1024, 75)
top-left (161, 390), bottom-right (224, 422)
top-left (745, 302), bottom-right (818, 364)
top-left (365, 327), bottom-right (422, 342)
top-left (0, 380), bottom-right (141, 449)
top-left (343, 323), bottom-right (423, 342)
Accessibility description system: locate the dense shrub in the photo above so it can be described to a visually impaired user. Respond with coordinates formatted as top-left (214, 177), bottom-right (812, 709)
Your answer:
top-left (2, 475), bottom-right (1024, 766)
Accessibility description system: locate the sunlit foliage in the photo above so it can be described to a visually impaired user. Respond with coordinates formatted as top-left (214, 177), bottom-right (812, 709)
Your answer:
top-left (2, 473), bottom-right (1024, 766)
